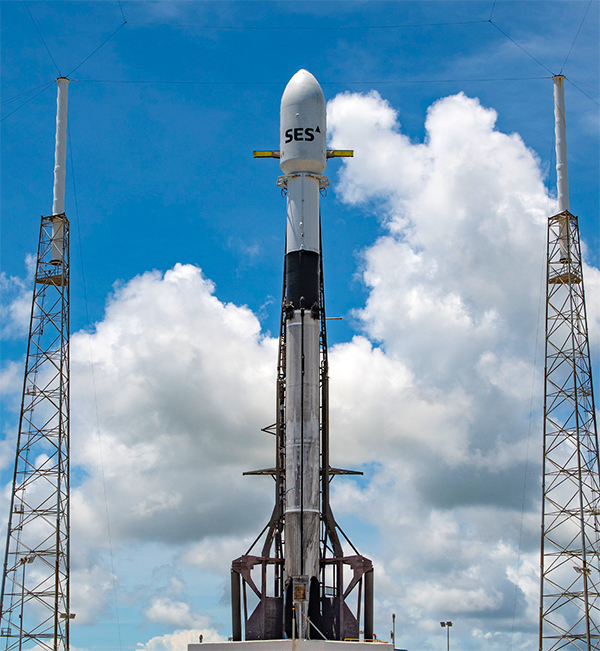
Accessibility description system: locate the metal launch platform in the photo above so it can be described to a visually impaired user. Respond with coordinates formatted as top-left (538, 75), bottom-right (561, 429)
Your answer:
top-left (189, 641), bottom-right (391, 651)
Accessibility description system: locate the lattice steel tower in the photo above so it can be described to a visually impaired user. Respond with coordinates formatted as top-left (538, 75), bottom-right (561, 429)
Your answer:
top-left (1, 78), bottom-right (72, 651)
top-left (540, 75), bottom-right (600, 651)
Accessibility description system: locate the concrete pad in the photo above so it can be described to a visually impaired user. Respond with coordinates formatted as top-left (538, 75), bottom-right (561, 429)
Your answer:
top-left (189, 641), bottom-right (391, 651)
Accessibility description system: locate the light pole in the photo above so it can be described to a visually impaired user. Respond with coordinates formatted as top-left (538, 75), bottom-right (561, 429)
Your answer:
top-left (391, 613), bottom-right (396, 650)
top-left (440, 621), bottom-right (452, 651)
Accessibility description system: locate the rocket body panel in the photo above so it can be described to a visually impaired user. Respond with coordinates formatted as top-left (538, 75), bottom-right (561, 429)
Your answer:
top-left (285, 173), bottom-right (321, 309)
top-left (284, 312), bottom-right (320, 639)
top-left (286, 175), bottom-right (320, 254)
top-left (285, 250), bottom-right (320, 310)
top-left (280, 70), bottom-right (326, 175)
top-left (284, 314), bottom-right (321, 517)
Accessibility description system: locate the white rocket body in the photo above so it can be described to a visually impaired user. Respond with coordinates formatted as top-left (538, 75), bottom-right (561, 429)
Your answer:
top-left (280, 70), bottom-right (326, 636)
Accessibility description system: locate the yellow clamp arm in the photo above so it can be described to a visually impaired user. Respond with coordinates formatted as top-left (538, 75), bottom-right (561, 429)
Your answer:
top-left (327, 150), bottom-right (354, 158)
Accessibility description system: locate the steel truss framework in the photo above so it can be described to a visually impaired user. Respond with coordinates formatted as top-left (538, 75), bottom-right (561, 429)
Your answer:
top-left (1, 214), bottom-right (70, 651)
top-left (540, 210), bottom-right (600, 651)
top-left (231, 213), bottom-right (373, 642)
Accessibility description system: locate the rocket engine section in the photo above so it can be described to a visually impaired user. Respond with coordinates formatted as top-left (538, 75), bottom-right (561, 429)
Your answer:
top-left (230, 70), bottom-right (374, 644)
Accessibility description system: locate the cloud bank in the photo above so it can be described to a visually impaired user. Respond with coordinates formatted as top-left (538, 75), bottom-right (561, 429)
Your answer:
top-left (3, 90), bottom-right (598, 650)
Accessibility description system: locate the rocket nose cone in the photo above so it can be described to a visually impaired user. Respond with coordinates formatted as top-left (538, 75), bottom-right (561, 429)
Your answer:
top-left (281, 69), bottom-right (325, 110)
top-left (280, 70), bottom-right (327, 174)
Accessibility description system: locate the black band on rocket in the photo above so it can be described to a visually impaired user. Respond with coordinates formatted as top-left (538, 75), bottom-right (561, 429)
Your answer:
top-left (286, 250), bottom-right (319, 311)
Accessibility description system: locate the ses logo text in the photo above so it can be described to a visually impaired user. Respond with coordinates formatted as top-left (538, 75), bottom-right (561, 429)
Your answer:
top-left (284, 126), bottom-right (322, 143)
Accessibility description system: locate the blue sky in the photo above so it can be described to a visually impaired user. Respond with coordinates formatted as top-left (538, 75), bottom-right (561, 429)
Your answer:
top-left (1, 2), bottom-right (599, 651)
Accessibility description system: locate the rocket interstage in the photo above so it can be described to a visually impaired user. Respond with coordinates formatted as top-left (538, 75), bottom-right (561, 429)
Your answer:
top-left (230, 70), bottom-right (374, 645)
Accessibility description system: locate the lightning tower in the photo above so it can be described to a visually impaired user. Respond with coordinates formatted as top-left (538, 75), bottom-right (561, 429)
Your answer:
top-left (539, 75), bottom-right (600, 650)
top-left (0, 78), bottom-right (72, 650)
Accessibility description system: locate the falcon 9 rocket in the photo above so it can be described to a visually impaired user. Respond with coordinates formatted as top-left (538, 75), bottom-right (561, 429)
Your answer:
top-left (280, 69), bottom-right (326, 619)
top-left (230, 70), bottom-right (375, 643)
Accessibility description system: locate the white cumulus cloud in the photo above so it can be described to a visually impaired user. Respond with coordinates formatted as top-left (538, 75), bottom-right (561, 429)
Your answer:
top-left (137, 628), bottom-right (224, 651)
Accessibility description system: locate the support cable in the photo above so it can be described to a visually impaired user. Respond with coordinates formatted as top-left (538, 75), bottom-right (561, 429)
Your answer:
top-left (65, 22), bottom-right (127, 78)
top-left (0, 74), bottom-right (553, 120)
top-left (560, 0), bottom-right (593, 74)
top-left (68, 125), bottom-right (123, 651)
top-left (565, 77), bottom-right (600, 107)
top-left (0, 82), bottom-right (55, 122)
top-left (2, 12), bottom-right (127, 123)
top-left (125, 19), bottom-right (489, 30)
top-left (117, 0), bottom-right (127, 23)
top-left (564, 77), bottom-right (598, 92)
top-left (488, 21), bottom-right (555, 75)
top-left (22, 0), bottom-right (62, 76)
top-left (73, 76), bottom-right (550, 85)
top-left (2, 80), bottom-right (58, 106)
top-left (4, 2), bottom-right (599, 120)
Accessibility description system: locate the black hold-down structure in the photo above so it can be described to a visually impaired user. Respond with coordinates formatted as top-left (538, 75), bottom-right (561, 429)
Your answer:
top-left (231, 223), bottom-right (374, 642)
